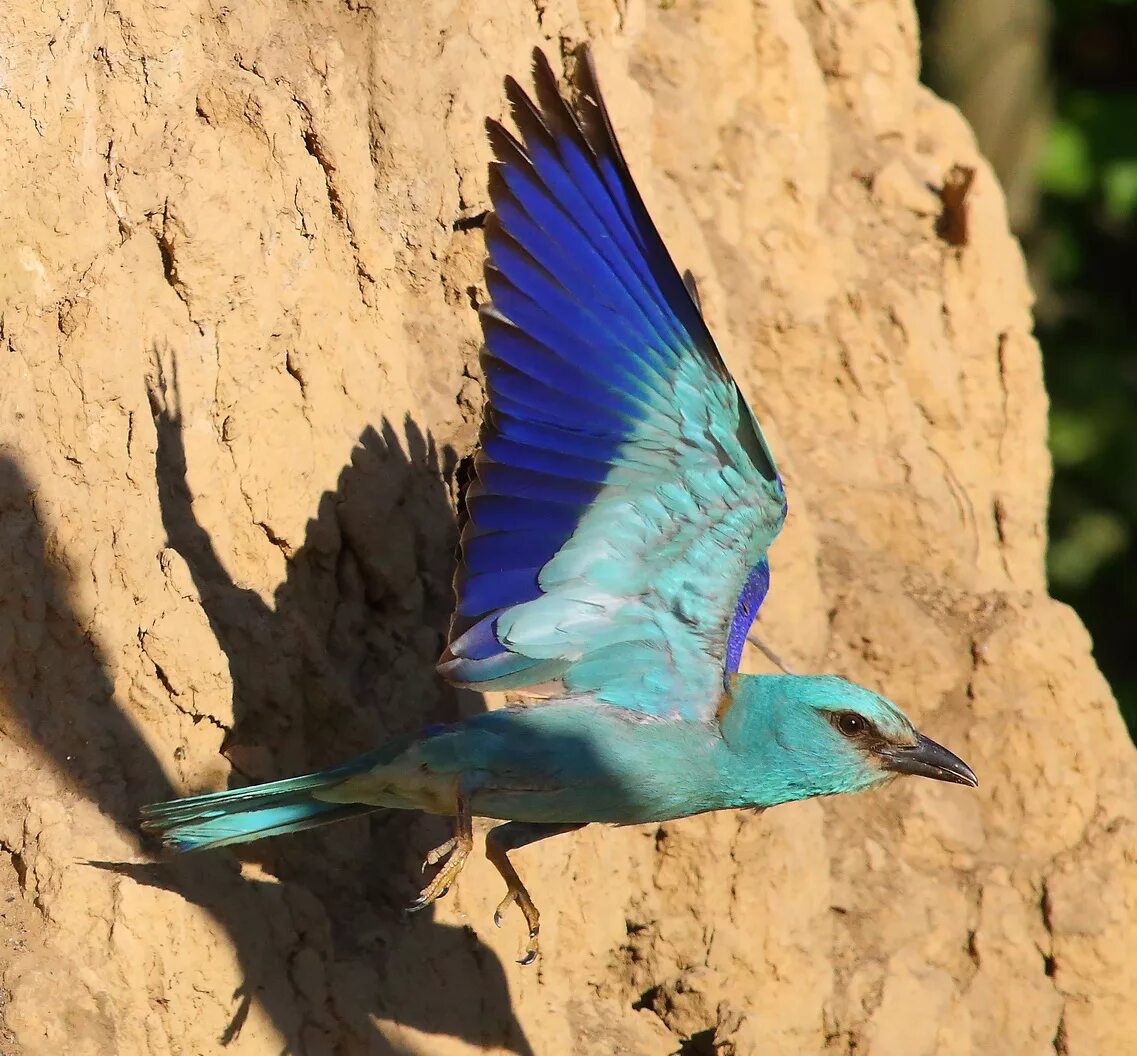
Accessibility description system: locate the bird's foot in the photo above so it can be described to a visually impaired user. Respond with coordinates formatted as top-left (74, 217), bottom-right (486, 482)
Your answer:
top-left (408, 798), bottom-right (473, 913)
top-left (409, 833), bottom-right (471, 911)
top-left (492, 877), bottom-right (541, 966)
top-left (484, 821), bottom-right (583, 966)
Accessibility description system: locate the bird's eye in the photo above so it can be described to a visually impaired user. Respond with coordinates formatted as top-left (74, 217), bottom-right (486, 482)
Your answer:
top-left (835, 712), bottom-right (867, 738)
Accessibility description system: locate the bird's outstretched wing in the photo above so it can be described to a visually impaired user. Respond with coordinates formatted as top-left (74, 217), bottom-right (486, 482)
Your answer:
top-left (438, 47), bottom-right (786, 721)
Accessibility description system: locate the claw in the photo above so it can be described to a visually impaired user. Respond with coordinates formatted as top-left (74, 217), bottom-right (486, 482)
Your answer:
top-left (514, 915), bottom-right (541, 966)
top-left (407, 883), bottom-right (451, 912)
top-left (513, 921), bottom-right (541, 966)
top-left (493, 887), bottom-right (518, 929)
top-left (491, 889), bottom-right (541, 963)
top-left (409, 800), bottom-right (472, 914)
top-left (485, 829), bottom-right (545, 965)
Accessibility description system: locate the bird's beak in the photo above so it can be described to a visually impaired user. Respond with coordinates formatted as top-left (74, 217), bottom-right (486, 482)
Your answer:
top-left (878, 732), bottom-right (978, 787)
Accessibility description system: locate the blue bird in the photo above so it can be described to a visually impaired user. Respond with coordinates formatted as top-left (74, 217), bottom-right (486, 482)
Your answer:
top-left (141, 47), bottom-right (977, 964)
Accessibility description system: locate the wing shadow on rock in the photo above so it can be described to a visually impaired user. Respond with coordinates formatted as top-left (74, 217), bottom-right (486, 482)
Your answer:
top-left (0, 397), bottom-right (536, 1054)
top-left (145, 386), bottom-right (537, 1054)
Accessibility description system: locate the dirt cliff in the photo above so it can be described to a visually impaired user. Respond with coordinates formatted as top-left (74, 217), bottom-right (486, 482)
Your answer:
top-left (1, 1), bottom-right (1134, 1054)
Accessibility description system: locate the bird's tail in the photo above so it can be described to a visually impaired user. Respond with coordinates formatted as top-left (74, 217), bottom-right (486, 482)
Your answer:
top-left (140, 750), bottom-right (389, 853)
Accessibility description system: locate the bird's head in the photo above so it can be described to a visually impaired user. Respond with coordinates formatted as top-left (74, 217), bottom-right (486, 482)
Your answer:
top-left (723, 674), bottom-right (977, 805)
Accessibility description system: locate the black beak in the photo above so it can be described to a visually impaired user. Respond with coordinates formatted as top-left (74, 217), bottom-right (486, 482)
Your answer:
top-left (878, 732), bottom-right (978, 787)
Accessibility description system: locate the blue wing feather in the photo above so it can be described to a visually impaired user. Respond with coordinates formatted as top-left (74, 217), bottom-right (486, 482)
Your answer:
top-left (455, 567), bottom-right (542, 617)
top-left (490, 157), bottom-right (668, 348)
top-left (465, 489), bottom-right (583, 533)
top-left (489, 411), bottom-right (648, 465)
top-left (441, 48), bottom-right (786, 719)
top-left (481, 260), bottom-right (675, 393)
top-left (464, 529), bottom-right (574, 574)
top-left (486, 369), bottom-right (630, 430)
top-left (725, 558), bottom-right (772, 675)
top-left (480, 435), bottom-right (620, 484)
top-left (475, 463), bottom-right (605, 507)
top-left (510, 74), bottom-right (693, 351)
top-left (488, 174), bottom-right (659, 339)
top-left (481, 312), bottom-right (653, 422)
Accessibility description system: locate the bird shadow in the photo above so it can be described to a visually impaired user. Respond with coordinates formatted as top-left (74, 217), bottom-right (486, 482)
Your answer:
top-left (0, 382), bottom-right (534, 1054)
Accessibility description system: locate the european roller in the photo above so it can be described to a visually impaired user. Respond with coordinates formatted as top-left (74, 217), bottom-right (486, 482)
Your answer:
top-left (142, 47), bottom-right (977, 964)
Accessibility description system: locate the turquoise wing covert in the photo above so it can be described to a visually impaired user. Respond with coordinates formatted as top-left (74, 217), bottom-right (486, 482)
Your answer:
top-left (437, 48), bottom-right (787, 721)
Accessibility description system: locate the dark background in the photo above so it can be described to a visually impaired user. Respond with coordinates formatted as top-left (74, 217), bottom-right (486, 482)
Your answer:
top-left (919, 0), bottom-right (1137, 733)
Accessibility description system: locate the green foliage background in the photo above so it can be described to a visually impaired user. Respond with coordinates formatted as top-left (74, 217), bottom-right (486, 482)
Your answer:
top-left (920, 0), bottom-right (1137, 731)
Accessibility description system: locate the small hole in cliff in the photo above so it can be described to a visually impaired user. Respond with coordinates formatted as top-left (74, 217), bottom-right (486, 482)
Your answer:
top-left (453, 211), bottom-right (488, 232)
top-left (935, 164), bottom-right (975, 247)
top-left (631, 985), bottom-right (660, 1011)
top-left (156, 233), bottom-right (178, 289)
top-left (9, 850), bottom-right (27, 892)
top-left (678, 1028), bottom-right (717, 1056)
top-left (1044, 954), bottom-right (1057, 977)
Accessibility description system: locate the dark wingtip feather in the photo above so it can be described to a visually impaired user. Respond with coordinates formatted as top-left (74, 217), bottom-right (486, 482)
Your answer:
top-left (503, 75), bottom-right (535, 120)
top-left (506, 71), bottom-right (562, 162)
top-left (502, 75), bottom-right (531, 121)
top-left (682, 269), bottom-right (703, 313)
top-left (569, 44), bottom-right (734, 383)
top-left (572, 44), bottom-right (609, 148)
top-left (531, 44), bottom-right (552, 67)
top-left (486, 120), bottom-right (528, 167)
top-left (529, 47), bottom-right (597, 161)
top-left (530, 47), bottom-right (563, 106)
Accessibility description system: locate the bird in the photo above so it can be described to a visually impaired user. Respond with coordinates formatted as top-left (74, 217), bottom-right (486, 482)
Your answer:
top-left (141, 46), bottom-right (977, 965)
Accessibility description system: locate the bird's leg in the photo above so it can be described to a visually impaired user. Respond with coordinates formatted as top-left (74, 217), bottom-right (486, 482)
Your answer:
top-left (484, 821), bottom-right (584, 966)
top-left (408, 787), bottom-right (474, 912)
top-left (745, 630), bottom-right (795, 674)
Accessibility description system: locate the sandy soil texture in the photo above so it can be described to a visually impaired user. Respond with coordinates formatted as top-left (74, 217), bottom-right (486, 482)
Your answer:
top-left (1, 1), bottom-right (1134, 1053)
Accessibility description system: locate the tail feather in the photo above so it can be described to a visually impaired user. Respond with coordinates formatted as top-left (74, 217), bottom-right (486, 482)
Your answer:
top-left (141, 751), bottom-right (388, 852)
